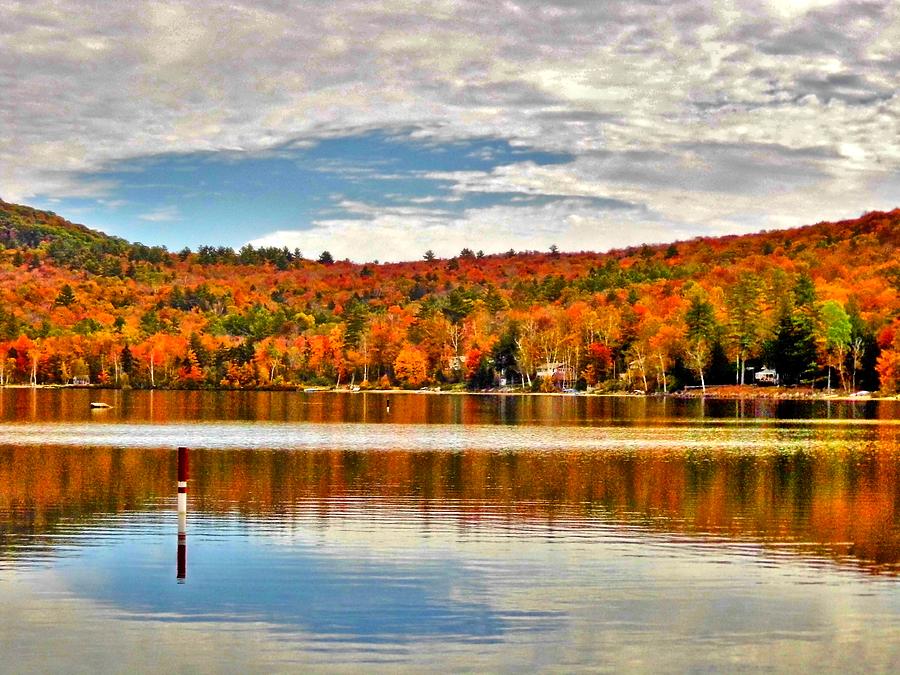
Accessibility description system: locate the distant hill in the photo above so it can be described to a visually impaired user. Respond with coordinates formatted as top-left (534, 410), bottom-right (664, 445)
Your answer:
top-left (0, 199), bottom-right (898, 393)
top-left (0, 199), bottom-right (166, 272)
top-left (0, 199), bottom-right (122, 249)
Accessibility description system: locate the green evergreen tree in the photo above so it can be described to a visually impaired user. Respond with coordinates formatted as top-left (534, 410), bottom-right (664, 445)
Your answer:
top-left (491, 327), bottom-right (519, 382)
top-left (794, 272), bottom-right (817, 311)
top-left (725, 272), bottom-right (762, 384)
top-left (684, 294), bottom-right (718, 391)
top-left (189, 332), bottom-right (210, 368)
top-left (54, 284), bottom-right (76, 307)
top-left (764, 313), bottom-right (817, 385)
top-left (120, 344), bottom-right (134, 375)
top-left (343, 299), bottom-right (368, 348)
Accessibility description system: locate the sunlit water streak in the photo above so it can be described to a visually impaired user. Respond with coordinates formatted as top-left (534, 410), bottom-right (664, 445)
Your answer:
top-left (0, 420), bottom-right (891, 451)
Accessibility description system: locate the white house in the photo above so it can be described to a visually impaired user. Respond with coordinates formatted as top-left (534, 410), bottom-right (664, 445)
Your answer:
top-left (754, 368), bottom-right (779, 386)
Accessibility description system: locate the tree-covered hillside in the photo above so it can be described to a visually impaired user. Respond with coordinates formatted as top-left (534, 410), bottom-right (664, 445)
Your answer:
top-left (1, 199), bottom-right (899, 393)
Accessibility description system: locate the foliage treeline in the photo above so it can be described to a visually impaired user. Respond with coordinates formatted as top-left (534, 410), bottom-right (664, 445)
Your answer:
top-left (1, 198), bottom-right (900, 393)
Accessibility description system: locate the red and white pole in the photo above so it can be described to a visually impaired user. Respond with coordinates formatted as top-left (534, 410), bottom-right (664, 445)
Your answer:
top-left (177, 446), bottom-right (189, 582)
top-left (178, 446), bottom-right (190, 513)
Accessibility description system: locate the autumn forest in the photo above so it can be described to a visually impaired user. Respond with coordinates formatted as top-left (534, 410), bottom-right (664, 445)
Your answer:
top-left (1, 199), bottom-right (899, 394)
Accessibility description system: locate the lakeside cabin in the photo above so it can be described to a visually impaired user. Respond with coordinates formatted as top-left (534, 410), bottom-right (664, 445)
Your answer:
top-left (754, 368), bottom-right (779, 386)
top-left (537, 362), bottom-right (576, 389)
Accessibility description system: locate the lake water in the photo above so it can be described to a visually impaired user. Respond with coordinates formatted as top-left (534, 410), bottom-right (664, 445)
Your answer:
top-left (1, 389), bottom-right (898, 672)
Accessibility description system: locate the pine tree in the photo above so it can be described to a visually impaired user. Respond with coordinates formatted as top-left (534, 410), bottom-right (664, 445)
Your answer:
top-left (54, 284), bottom-right (76, 307)
top-left (764, 313), bottom-right (817, 385)
top-left (120, 344), bottom-right (134, 375)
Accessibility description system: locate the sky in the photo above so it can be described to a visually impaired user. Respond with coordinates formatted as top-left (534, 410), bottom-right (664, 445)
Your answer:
top-left (1, 0), bottom-right (898, 262)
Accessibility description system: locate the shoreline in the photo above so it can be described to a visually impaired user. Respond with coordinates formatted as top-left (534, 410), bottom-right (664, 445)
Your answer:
top-left (3, 383), bottom-right (897, 402)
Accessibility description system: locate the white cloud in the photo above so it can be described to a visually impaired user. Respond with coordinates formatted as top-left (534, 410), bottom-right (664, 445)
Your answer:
top-left (137, 205), bottom-right (180, 222)
top-left (250, 198), bottom-right (673, 263)
top-left (1, 0), bottom-right (898, 253)
top-left (764, 0), bottom-right (843, 20)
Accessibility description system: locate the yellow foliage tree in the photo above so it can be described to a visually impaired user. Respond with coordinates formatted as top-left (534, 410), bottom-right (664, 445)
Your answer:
top-left (393, 345), bottom-right (428, 388)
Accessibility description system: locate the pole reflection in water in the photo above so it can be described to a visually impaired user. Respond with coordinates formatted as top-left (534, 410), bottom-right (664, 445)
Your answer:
top-left (177, 511), bottom-right (186, 583)
top-left (177, 446), bottom-right (189, 583)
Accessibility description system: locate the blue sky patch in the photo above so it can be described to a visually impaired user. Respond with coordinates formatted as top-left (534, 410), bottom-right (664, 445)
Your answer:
top-left (33, 130), bottom-right (574, 250)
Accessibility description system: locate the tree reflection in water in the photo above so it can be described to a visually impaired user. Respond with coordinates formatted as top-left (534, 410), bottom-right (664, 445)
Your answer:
top-left (1, 442), bottom-right (897, 574)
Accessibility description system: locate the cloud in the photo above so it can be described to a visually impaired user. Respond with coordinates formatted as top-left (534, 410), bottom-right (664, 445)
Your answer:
top-left (1, 0), bottom-right (897, 255)
top-left (137, 205), bottom-right (180, 222)
top-left (249, 197), bottom-right (669, 263)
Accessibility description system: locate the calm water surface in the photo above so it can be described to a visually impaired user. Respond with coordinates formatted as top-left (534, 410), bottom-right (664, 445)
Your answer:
top-left (1, 390), bottom-right (899, 672)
